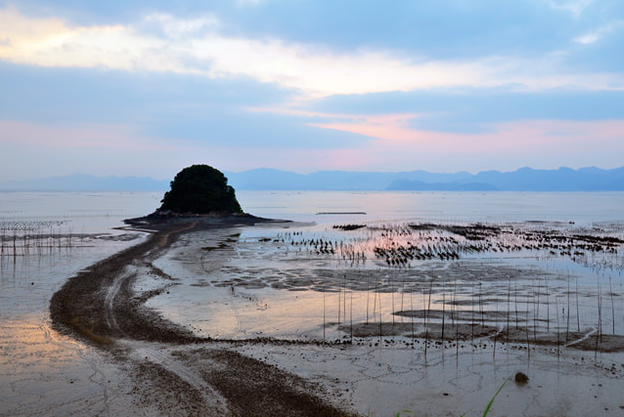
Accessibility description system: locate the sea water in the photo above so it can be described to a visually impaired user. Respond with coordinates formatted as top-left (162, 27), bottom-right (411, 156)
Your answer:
top-left (137, 191), bottom-right (624, 341)
top-left (2, 190), bottom-right (623, 231)
top-left (238, 190), bottom-right (624, 225)
top-left (2, 190), bottom-right (624, 417)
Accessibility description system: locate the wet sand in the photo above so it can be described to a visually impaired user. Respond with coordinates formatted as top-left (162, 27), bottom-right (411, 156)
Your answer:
top-left (41, 216), bottom-right (624, 416)
top-left (134, 219), bottom-right (624, 416)
top-left (49, 215), bottom-right (354, 417)
top-left (0, 231), bottom-right (151, 417)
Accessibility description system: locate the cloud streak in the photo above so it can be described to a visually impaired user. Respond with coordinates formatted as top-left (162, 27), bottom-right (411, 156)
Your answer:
top-left (573, 20), bottom-right (623, 44)
top-left (1, 3), bottom-right (623, 180)
top-left (312, 114), bottom-right (624, 150)
top-left (311, 118), bottom-right (624, 173)
top-left (2, 6), bottom-right (623, 99)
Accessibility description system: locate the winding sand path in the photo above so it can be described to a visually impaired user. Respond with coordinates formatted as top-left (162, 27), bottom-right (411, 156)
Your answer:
top-left (50, 215), bottom-right (353, 417)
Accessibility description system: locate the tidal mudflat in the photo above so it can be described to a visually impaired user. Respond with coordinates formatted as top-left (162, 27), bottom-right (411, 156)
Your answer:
top-left (0, 192), bottom-right (161, 417)
top-left (138, 219), bottom-right (624, 416)
top-left (0, 222), bottom-right (149, 417)
top-left (2, 191), bottom-right (624, 416)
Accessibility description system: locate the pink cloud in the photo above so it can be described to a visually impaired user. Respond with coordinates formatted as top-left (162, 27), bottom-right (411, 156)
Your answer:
top-left (303, 118), bottom-right (624, 172)
top-left (2, 117), bottom-right (622, 180)
top-left (314, 116), bottom-right (624, 153)
top-left (246, 107), bottom-right (624, 171)
top-left (212, 109), bottom-right (624, 172)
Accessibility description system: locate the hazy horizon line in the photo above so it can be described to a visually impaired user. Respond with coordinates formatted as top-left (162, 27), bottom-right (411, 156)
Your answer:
top-left (2, 163), bottom-right (624, 184)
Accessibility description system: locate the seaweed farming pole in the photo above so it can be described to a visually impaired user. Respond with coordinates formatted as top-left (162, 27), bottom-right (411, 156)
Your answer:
top-left (337, 283), bottom-right (341, 324)
top-left (576, 276), bottom-right (581, 332)
top-left (555, 295), bottom-right (560, 360)
top-left (410, 290), bottom-right (415, 340)
top-left (452, 278), bottom-right (457, 332)
top-left (545, 279), bottom-right (550, 333)
top-left (350, 291), bottom-right (353, 343)
top-left (425, 278), bottom-right (433, 359)
top-left (534, 276), bottom-right (540, 342)
top-left (506, 279), bottom-right (511, 339)
top-left (366, 282), bottom-right (370, 325)
top-left (323, 292), bottom-right (326, 342)
top-left (514, 282), bottom-right (519, 330)
top-left (455, 281), bottom-right (459, 359)
top-left (441, 282), bottom-right (446, 341)
top-left (526, 290), bottom-right (532, 343)
top-left (609, 276), bottom-right (615, 335)
top-left (343, 275), bottom-right (347, 326)
top-left (566, 274), bottom-right (571, 343)
top-left (372, 281), bottom-right (378, 324)
top-left (422, 285), bottom-right (427, 331)
top-left (479, 281), bottom-right (484, 327)
top-left (378, 289), bottom-right (383, 340)
top-left (470, 280), bottom-right (475, 343)
top-left (400, 279), bottom-right (405, 324)
top-left (391, 275), bottom-right (395, 326)
top-left (525, 298), bottom-right (531, 360)
top-left (597, 275), bottom-right (603, 343)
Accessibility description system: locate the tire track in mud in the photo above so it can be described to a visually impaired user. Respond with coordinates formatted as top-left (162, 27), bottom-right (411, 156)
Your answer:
top-left (49, 219), bottom-right (235, 415)
top-left (565, 327), bottom-right (597, 347)
top-left (127, 342), bottom-right (229, 415)
top-left (50, 215), bottom-right (353, 417)
top-left (104, 268), bottom-right (134, 334)
top-left (109, 263), bottom-right (229, 417)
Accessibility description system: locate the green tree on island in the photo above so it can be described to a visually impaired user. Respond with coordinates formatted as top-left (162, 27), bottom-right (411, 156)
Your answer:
top-left (159, 165), bottom-right (242, 214)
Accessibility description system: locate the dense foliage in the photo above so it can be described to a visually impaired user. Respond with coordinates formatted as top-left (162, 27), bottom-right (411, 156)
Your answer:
top-left (159, 165), bottom-right (242, 214)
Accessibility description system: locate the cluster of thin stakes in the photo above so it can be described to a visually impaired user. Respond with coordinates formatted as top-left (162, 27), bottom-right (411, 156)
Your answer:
top-left (0, 220), bottom-right (84, 260)
top-left (273, 222), bottom-right (624, 361)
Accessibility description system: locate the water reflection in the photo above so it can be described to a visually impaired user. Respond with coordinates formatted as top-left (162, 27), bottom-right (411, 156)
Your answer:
top-left (150, 220), bottom-right (624, 354)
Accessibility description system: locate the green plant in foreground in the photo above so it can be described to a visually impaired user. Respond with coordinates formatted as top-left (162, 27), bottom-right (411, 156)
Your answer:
top-left (393, 380), bottom-right (506, 417)
top-left (460, 380), bottom-right (507, 417)
top-left (481, 381), bottom-right (506, 417)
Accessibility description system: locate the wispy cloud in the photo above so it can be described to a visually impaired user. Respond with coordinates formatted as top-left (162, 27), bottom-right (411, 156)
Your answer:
top-left (310, 113), bottom-right (624, 152)
top-left (1, 1), bottom-right (623, 181)
top-left (2, 6), bottom-right (623, 99)
top-left (549, 0), bottom-right (594, 17)
top-left (143, 13), bottom-right (220, 37)
top-left (307, 118), bottom-right (624, 172)
top-left (244, 104), bottom-right (624, 169)
top-left (574, 21), bottom-right (623, 44)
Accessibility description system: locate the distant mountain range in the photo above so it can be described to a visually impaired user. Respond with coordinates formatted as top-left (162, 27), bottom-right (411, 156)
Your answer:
top-left (1, 166), bottom-right (623, 191)
top-left (224, 166), bottom-right (624, 191)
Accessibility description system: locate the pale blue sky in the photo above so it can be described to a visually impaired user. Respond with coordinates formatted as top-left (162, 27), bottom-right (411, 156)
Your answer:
top-left (1, 0), bottom-right (623, 180)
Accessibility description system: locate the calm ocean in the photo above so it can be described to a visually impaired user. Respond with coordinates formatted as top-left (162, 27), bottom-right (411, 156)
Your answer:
top-left (1, 191), bottom-right (623, 233)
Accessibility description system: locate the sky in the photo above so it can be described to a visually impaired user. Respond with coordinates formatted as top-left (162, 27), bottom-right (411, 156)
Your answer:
top-left (1, 0), bottom-right (623, 181)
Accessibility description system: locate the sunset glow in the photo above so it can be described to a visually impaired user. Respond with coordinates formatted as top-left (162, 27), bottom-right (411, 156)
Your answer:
top-left (1, 1), bottom-right (623, 180)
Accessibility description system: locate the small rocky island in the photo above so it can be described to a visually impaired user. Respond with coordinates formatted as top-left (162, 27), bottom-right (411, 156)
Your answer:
top-left (126, 165), bottom-right (247, 226)
top-left (49, 164), bottom-right (345, 417)
top-left (160, 164), bottom-right (242, 214)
